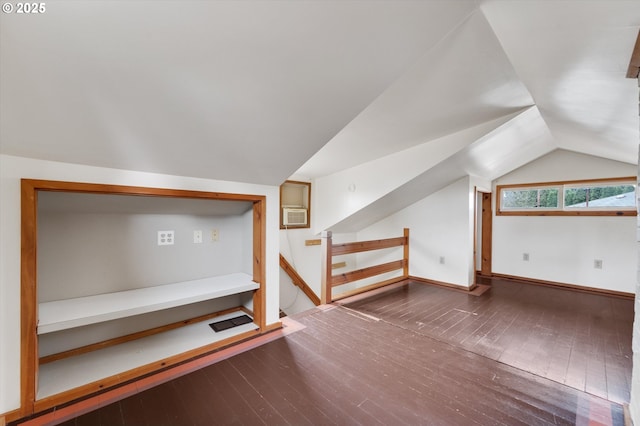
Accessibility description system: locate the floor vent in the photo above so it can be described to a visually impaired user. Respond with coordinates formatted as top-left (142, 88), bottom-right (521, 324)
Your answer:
top-left (209, 315), bottom-right (253, 332)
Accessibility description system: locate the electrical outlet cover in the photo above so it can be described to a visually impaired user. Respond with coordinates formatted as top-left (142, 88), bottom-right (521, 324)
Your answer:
top-left (158, 230), bottom-right (174, 245)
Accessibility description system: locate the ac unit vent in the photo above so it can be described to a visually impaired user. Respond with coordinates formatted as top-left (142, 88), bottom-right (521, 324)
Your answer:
top-left (283, 208), bottom-right (307, 226)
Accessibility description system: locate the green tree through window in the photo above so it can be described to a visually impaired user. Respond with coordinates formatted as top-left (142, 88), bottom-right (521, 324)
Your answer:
top-left (565, 185), bottom-right (635, 207)
top-left (502, 188), bottom-right (558, 209)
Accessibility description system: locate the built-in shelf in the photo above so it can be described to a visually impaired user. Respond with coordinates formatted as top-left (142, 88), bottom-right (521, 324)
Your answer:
top-left (38, 273), bottom-right (259, 334)
top-left (21, 179), bottom-right (267, 416)
top-left (37, 310), bottom-right (257, 399)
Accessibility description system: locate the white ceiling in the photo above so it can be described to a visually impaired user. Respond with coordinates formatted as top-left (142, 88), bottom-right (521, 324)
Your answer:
top-left (2, 0), bottom-right (639, 190)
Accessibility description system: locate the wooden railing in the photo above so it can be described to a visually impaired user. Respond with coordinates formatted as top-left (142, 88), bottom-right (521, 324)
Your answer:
top-left (279, 254), bottom-right (321, 306)
top-left (320, 229), bottom-right (409, 303)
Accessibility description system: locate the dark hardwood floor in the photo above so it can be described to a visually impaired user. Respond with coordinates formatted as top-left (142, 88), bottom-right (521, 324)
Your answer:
top-left (344, 278), bottom-right (634, 405)
top-left (22, 278), bottom-right (633, 426)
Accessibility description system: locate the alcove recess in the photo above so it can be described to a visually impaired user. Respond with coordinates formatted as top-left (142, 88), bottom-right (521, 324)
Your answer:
top-left (280, 180), bottom-right (310, 229)
top-left (20, 179), bottom-right (266, 417)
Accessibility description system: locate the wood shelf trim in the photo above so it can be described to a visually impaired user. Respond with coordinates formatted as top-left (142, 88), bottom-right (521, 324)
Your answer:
top-left (38, 273), bottom-right (258, 334)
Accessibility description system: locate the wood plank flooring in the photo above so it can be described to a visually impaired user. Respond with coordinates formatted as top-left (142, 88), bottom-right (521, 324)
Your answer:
top-left (344, 278), bottom-right (634, 405)
top-left (16, 278), bottom-right (632, 425)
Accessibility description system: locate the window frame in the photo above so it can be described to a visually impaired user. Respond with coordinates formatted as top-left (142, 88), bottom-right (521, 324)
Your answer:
top-left (496, 177), bottom-right (637, 216)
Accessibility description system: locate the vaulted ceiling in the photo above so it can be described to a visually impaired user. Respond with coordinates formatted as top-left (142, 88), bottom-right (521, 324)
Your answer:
top-left (1, 1), bottom-right (639, 191)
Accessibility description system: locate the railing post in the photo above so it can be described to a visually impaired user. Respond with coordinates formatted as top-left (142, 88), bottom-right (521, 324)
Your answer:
top-left (320, 231), bottom-right (332, 304)
top-left (403, 228), bottom-right (410, 279)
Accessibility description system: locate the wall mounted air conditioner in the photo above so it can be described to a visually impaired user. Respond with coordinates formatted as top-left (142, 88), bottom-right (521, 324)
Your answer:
top-left (283, 208), bottom-right (308, 226)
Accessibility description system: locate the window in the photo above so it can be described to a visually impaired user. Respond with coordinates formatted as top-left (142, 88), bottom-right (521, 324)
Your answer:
top-left (564, 183), bottom-right (636, 209)
top-left (497, 177), bottom-right (637, 216)
top-left (501, 187), bottom-right (559, 210)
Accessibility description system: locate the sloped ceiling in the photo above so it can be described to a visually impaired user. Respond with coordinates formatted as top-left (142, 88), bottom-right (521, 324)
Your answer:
top-left (1, 1), bottom-right (639, 203)
top-left (0, 0), bottom-right (478, 185)
top-left (297, 9), bottom-right (536, 178)
top-left (480, 0), bottom-right (640, 164)
top-left (298, 1), bottom-right (640, 180)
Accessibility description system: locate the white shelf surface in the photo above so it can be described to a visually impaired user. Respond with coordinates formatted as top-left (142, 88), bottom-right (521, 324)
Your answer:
top-left (38, 273), bottom-right (259, 334)
top-left (37, 311), bottom-right (257, 399)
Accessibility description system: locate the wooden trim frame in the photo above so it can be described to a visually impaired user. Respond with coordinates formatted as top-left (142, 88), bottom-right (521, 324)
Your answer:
top-left (1, 409), bottom-right (21, 424)
top-left (320, 229), bottom-right (409, 304)
top-left (279, 180), bottom-right (311, 229)
top-left (253, 199), bottom-right (266, 330)
top-left (20, 180), bottom-right (38, 417)
top-left (19, 179), bottom-right (267, 418)
top-left (626, 29), bottom-right (640, 79)
top-left (480, 191), bottom-right (493, 276)
top-left (496, 177), bottom-right (637, 216)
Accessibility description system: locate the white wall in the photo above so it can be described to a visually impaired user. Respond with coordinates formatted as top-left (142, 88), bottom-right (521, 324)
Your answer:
top-left (279, 271), bottom-right (317, 315)
top-left (279, 228), bottom-right (323, 297)
top-left (0, 154), bottom-right (280, 414)
top-left (37, 212), bottom-right (249, 300)
top-left (279, 227), bottom-right (322, 314)
top-left (358, 176), bottom-right (476, 288)
top-left (492, 150), bottom-right (637, 294)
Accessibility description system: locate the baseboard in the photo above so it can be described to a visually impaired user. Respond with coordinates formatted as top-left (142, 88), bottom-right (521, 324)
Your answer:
top-left (409, 276), bottom-right (477, 292)
top-left (490, 273), bottom-right (635, 300)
